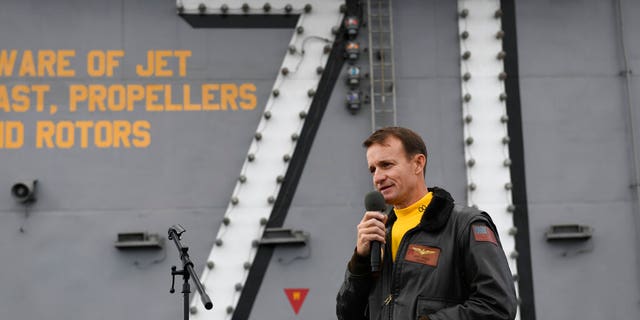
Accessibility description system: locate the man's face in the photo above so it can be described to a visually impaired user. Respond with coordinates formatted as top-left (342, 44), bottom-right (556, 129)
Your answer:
top-left (366, 136), bottom-right (424, 208)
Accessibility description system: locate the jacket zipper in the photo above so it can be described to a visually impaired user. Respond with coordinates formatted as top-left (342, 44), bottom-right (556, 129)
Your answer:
top-left (384, 216), bottom-right (423, 319)
top-left (384, 228), bottom-right (394, 320)
top-left (384, 294), bottom-right (393, 305)
top-left (387, 226), bottom-right (421, 319)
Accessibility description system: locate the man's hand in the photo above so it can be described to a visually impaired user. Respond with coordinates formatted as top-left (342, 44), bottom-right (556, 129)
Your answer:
top-left (356, 211), bottom-right (387, 257)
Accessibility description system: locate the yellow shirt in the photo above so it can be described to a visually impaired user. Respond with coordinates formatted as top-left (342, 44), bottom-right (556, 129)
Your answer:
top-left (391, 192), bottom-right (433, 261)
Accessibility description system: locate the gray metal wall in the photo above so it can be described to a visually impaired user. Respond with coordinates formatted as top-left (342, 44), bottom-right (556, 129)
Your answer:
top-left (10, 0), bottom-right (638, 319)
top-left (516, 0), bottom-right (640, 318)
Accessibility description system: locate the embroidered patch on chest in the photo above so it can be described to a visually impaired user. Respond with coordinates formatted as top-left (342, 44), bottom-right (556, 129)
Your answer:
top-left (404, 244), bottom-right (440, 267)
top-left (472, 224), bottom-right (497, 244)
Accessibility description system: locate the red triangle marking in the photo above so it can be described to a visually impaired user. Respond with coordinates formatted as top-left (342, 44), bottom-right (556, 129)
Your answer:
top-left (284, 288), bottom-right (309, 315)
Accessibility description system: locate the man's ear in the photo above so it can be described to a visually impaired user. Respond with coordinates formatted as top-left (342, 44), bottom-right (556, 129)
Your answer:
top-left (414, 154), bottom-right (426, 175)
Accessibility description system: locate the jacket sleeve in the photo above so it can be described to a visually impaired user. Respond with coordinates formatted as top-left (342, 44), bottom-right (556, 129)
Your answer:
top-left (336, 251), bottom-right (373, 320)
top-left (427, 221), bottom-right (518, 320)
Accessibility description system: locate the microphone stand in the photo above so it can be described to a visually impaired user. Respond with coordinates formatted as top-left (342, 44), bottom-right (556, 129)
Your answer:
top-left (168, 225), bottom-right (213, 320)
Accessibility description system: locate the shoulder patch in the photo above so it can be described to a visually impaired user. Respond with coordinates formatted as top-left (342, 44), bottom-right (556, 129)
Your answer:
top-left (472, 224), bottom-right (497, 244)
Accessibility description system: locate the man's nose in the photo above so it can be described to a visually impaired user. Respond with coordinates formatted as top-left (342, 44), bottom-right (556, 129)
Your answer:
top-left (373, 170), bottom-right (385, 185)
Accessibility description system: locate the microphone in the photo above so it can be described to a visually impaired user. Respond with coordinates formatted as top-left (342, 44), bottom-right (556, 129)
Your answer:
top-left (364, 191), bottom-right (386, 273)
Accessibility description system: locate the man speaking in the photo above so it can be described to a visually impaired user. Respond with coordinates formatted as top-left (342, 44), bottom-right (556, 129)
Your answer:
top-left (336, 127), bottom-right (517, 320)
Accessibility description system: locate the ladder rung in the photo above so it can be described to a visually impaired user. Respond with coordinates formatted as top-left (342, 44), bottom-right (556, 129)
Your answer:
top-left (369, 15), bottom-right (390, 19)
top-left (372, 62), bottom-right (394, 67)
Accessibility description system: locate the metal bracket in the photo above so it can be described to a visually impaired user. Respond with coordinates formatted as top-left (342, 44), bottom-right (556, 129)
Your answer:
top-left (545, 224), bottom-right (592, 241)
top-left (115, 232), bottom-right (164, 249)
top-left (259, 228), bottom-right (309, 246)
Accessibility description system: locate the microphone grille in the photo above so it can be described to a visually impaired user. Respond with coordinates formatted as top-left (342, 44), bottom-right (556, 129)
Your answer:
top-left (364, 191), bottom-right (386, 211)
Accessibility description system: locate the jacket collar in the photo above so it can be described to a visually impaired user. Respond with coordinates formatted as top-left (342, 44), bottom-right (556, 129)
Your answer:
top-left (387, 186), bottom-right (454, 232)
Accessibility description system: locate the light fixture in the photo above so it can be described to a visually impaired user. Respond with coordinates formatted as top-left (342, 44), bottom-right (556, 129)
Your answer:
top-left (345, 41), bottom-right (360, 62)
top-left (11, 180), bottom-right (37, 204)
top-left (346, 91), bottom-right (361, 114)
top-left (344, 16), bottom-right (360, 38)
top-left (465, 137), bottom-right (474, 145)
top-left (284, 4), bottom-right (293, 14)
top-left (346, 66), bottom-right (361, 88)
top-left (467, 158), bottom-right (476, 167)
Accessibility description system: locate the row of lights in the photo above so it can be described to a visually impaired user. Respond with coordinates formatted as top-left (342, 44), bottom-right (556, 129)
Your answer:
top-left (344, 16), bottom-right (363, 113)
top-left (177, 3), bottom-right (313, 15)
top-left (458, 4), bottom-right (519, 267)
top-left (187, 3), bottom-right (345, 317)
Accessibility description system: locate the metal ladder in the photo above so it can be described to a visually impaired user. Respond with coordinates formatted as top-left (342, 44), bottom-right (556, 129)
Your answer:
top-left (367, 0), bottom-right (397, 132)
